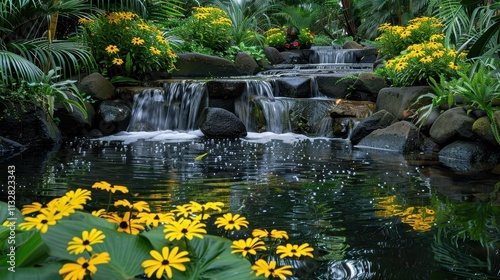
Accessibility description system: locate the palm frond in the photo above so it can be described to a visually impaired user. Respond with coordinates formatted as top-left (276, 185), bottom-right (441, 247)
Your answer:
top-left (0, 50), bottom-right (44, 85)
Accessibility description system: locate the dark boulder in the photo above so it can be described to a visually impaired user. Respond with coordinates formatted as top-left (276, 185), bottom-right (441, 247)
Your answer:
top-left (199, 107), bottom-right (247, 138)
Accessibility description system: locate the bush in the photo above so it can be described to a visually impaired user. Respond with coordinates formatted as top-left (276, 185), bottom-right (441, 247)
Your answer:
top-left (172, 6), bottom-right (232, 55)
top-left (375, 16), bottom-right (445, 59)
top-left (79, 11), bottom-right (177, 81)
top-left (265, 26), bottom-right (314, 51)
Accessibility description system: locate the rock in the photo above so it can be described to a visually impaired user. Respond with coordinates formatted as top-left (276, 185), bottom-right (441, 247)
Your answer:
top-left (342, 41), bottom-right (363, 49)
top-left (172, 53), bottom-right (240, 77)
top-left (351, 73), bottom-right (388, 102)
top-left (234, 52), bottom-right (260, 75)
top-left (98, 100), bottom-right (131, 133)
top-left (330, 100), bottom-right (376, 118)
top-left (199, 107), bottom-right (247, 138)
top-left (54, 93), bottom-right (95, 137)
top-left (349, 110), bottom-right (396, 144)
top-left (0, 137), bottom-right (26, 159)
top-left (78, 72), bottom-right (116, 101)
top-left (438, 140), bottom-right (500, 171)
top-left (206, 80), bottom-right (246, 99)
top-left (429, 107), bottom-right (477, 145)
top-left (0, 102), bottom-right (61, 147)
top-left (376, 86), bottom-right (432, 120)
top-left (276, 77), bottom-right (311, 98)
top-left (315, 74), bottom-right (356, 99)
top-left (356, 121), bottom-right (421, 153)
top-left (279, 50), bottom-right (308, 64)
top-left (472, 113), bottom-right (500, 146)
top-left (264, 47), bottom-right (284, 65)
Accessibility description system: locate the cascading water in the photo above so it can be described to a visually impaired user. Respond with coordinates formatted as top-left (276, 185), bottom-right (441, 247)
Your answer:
top-left (309, 46), bottom-right (357, 64)
top-left (127, 81), bottom-right (208, 131)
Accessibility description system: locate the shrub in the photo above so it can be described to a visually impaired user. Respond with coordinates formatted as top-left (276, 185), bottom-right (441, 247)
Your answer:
top-left (265, 26), bottom-right (314, 51)
top-left (381, 39), bottom-right (468, 87)
top-left (79, 11), bottom-right (177, 81)
top-left (172, 6), bottom-right (232, 54)
top-left (375, 16), bottom-right (445, 59)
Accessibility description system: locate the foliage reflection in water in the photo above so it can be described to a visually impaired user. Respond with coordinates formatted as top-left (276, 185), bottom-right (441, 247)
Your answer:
top-left (1, 132), bottom-right (499, 279)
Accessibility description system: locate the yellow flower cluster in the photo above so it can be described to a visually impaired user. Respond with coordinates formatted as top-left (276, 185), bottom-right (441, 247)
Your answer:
top-left (192, 6), bottom-right (232, 27)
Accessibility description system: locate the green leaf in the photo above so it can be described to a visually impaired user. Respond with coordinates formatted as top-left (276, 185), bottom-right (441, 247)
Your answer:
top-left (0, 230), bottom-right (49, 268)
top-left (467, 20), bottom-right (500, 58)
top-left (195, 153), bottom-right (208, 161)
top-left (0, 261), bottom-right (62, 279)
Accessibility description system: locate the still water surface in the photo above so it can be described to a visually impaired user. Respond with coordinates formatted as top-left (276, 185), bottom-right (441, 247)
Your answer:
top-left (1, 131), bottom-right (499, 279)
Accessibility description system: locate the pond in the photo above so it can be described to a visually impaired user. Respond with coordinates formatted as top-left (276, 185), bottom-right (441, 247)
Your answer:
top-left (1, 131), bottom-right (499, 279)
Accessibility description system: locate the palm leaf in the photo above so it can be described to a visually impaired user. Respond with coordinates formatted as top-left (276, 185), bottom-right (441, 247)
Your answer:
top-left (0, 50), bottom-right (43, 85)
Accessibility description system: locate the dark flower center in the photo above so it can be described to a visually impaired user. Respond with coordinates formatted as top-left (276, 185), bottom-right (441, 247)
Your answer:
top-left (154, 215), bottom-right (160, 220)
top-left (83, 240), bottom-right (90, 245)
top-left (119, 221), bottom-right (129, 229)
top-left (269, 268), bottom-right (275, 273)
top-left (228, 220), bottom-right (235, 224)
top-left (162, 260), bottom-right (170, 265)
top-left (291, 249), bottom-right (297, 253)
top-left (41, 219), bottom-right (48, 224)
top-left (243, 247), bottom-right (250, 251)
top-left (82, 262), bottom-right (89, 269)
top-left (181, 228), bottom-right (188, 234)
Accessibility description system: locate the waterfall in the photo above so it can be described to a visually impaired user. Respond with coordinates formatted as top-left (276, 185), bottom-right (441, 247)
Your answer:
top-left (234, 80), bottom-right (293, 133)
top-left (309, 46), bottom-right (357, 64)
top-left (127, 81), bottom-right (208, 131)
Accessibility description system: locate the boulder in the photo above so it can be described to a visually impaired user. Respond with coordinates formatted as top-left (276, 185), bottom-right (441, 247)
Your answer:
top-left (342, 41), bottom-right (363, 49)
top-left (315, 74), bottom-right (356, 99)
top-left (279, 51), bottom-right (308, 64)
top-left (234, 52), bottom-right (260, 75)
top-left (356, 121), bottom-right (421, 153)
top-left (264, 47), bottom-right (284, 65)
top-left (351, 73), bottom-right (388, 102)
top-left (98, 100), bottom-right (132, 133)
top-left (276, 77), bottom-right (311, 98)
top-left (172, 53), bottom-right (240, 77)
top-left (199, 107), bottom-right (247, 138)
top-left (438, 140), bottom-right (500, 171)
top-left (54, 93), bottom-right (95, 137)
top-left (0, 102), bottom-right (61, 147)
top-left (349, 110), bottom-right (396, 144)
top-left (472, 112), bottom-right (500, 146)
top-left (330, 100), bottom-right (376, 118)
top-left (0, 137), bottom-right (26, 159)
top-left (429, 107), bottom-right (477, 145)
top-left (78, 72), bottom-right (116, 101)
top-left (376, 86), bottom-right (432, 120)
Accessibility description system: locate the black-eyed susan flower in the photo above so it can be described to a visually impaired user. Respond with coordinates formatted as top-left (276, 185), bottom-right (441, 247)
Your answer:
top-left (59, 252), bottom-right (110, 280)
top-left (230, 237), bottom-right (266, 257)
top-left (131, 37), bottom-right (145, 45)
top-left (203, 201), bottom-right (224, 212)
top-left (141, 246), bottom-right (190, 279)
top-left (276, 243), bottom-right (314, 258)
top-left (164, 218), bottom-right (206, 241)
top-left (171, 203), bottom-right (201, 218)
top-left (21, 202), bottom-right (43, 215)
top-left (137, 212), bottom-right (175, 228)
top-left (67, 229), bottom-right (106, 255)
top-left (112, 58), bottom-right (124, 65)
top-left (92, 181), bottom-right (129, 194)
top-left (105, 45), bottom-right (119, 54)
top-left (91, 209), bottom-right (106, 217)
top-left (19, 210), bottom-right (59, 233)
top-left (114, 199), bottom-right (150, 212)
top-left (251, 259), bottom-right (293, 280)
top-left (252, 229), bottom-right (289, 240)
top-left (214, 213), bottom-right (249, 231)
top-left (106, 212), bottom-right (144, 235)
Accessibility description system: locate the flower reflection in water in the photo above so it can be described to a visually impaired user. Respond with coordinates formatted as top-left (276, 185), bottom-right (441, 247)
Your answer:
top-left (374, 195), bottom-right (436, 232)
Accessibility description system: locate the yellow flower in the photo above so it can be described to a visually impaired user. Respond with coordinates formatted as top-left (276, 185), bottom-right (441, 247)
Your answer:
top-left (395, 61), bottom-right (408, 72)
top-left (19, 210), bottom-right (59, 233)
top-left (448, 62), bottom-right (460, 70)
top-left (251, 259), bottom-right (293, 280)
top-left (164, 217), bottom-right (206, 241)
top-left (276, 243), bottom-right (314, 258)
top-left (137, 212), bottom-right (175, 228)
top-left (378, 23), bottom-right (391, 31)
top-left (137, 22), bottom-right (150, 30)
top-left (214, 213), bottom-right (249, 231)
top-left (91, 209), bottom-right (106, 217)
top-left (105, 45), bottom-right (119, 54)
top-left (231, 237), bottom-right (266, 257)
top-left (114, 199), bottom-right (150, 212)
top-left (21, 202), bottom-right (43, 215)
top-left (105, 212), bottom-right (144, 235)
top-left (142, 246), bottom-right (190, 279)
top-left (171, 203), bottom-right (201, 218)
top-left (150, 46), bottom-right (161, 55)
top-left (67, 229), bottom-right (106, 255)
top-left (131, 37), bottom-right (145, 45)
top-left (78, 18), bottom-right (89, 24)
top-left (432, 50), bottom-right (445, 58)
top-left (59, 252), bottom-right (110, 280)
top-left (92, 181), bottom-right (129, 194)
top-left (252, 228), bottom-right (289, 240)
top-left (400, 30), bottom-right (412, 39)
top-left (155, 35), bottom-right (167, 44)
top-left (203, 201), bottom-right (224, 212)
top-left (430, 34), bottom-right (445, 42)
top-left (419, 56), bottom-right (433, 63)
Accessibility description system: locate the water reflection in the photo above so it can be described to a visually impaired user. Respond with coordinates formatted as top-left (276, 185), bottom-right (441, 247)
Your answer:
top-left (0, 132), bottom-right (499, 279)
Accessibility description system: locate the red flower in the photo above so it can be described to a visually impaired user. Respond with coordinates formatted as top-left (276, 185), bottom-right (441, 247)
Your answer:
top-left (293, 41), bottom-right (299, 47)
top-left (311, 32), bottom-right (315, 37)
top-left (285, 43), bottom-right (290, 49)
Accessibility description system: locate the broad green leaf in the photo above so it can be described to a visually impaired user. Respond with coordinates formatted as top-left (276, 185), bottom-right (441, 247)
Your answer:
top-left (0, 231), bottom-right (48, 268)
top-left (0, 261), bottom-right (61, 279)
